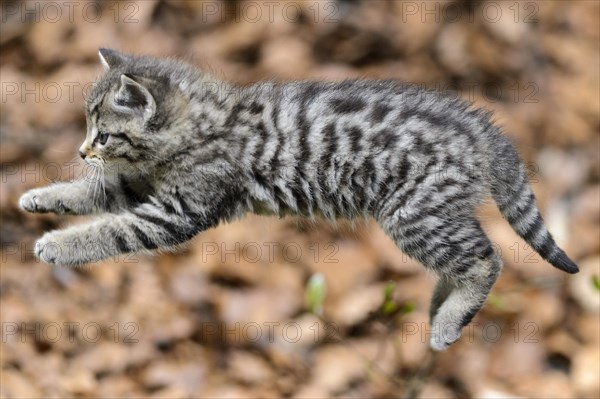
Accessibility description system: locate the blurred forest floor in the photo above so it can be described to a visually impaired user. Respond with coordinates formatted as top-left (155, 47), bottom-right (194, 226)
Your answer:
top-left (1, 1), bottom-right (599, 398)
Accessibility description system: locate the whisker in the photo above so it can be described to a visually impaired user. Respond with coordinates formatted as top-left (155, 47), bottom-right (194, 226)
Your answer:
top-left (100, 160), bottom-right (107, 209)
top-left (91, 164), bottom-right (100, 206)
top-left (94, 165), bottom-right (101, 206)
top-left (89, 165), bottom-right (96, 201)
top-left (85, 166), bottom-right (93, 197)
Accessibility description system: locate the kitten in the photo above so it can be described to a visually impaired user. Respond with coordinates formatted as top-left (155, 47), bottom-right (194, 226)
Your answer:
top-left (19, 49), bottom-right (578, 350)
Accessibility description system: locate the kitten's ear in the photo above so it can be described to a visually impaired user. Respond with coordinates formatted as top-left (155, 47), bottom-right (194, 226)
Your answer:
top-left (98, 48), bottom-right (127, 71)
top-left (115, 74), bottom-right (156, 118)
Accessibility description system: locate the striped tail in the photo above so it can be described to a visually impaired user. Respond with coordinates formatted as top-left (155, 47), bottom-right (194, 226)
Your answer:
top-left (489, 138), bottom-right (579, 274)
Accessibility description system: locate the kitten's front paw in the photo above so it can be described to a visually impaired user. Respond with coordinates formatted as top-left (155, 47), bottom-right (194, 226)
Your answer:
top-left (19, 189), bottom-right (70, 214)
top-left (35, 232), bottom-right (83, 266)
top-left (19, 190), bottom-right (45, 213)
top-left (35, 235), bottom-right (58, 265)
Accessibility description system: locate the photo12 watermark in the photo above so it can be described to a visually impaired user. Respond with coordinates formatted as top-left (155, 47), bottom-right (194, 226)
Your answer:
top-left (0, 157), bottom-right (542, 187)
top-left (2, 321), bottom-right (139, 344)
top-left (398, 1), bottom-right (538, 24)
top-left (200, 241), bottom-right (339, 264)
top-left (197, 1), bottom-right (342, 24)
top-left (194, 320), bottom-right (540, 345)
top-left (197, 321), bottom-right (338, 343)
top-left (402, 321), bottom-right (540, 345)
top-left (2, 241), bottom-right (142, 264)
top-left (1, 79), bottom-right (541, 106)
top-left (2, 235), bottom-right (545, 268)
top-left (1, 1), bottom-right (140, 24)
top-left (1, 239), bottom-right (341, 265)
top-left (1, 81), bottom-right (94, 104)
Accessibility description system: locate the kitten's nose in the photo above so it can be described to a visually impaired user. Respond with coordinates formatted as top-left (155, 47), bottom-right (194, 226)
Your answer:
top-left (79, 150), bottom-right (87, 160)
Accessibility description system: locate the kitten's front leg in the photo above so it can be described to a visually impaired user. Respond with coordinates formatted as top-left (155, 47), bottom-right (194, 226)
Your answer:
top-left (20, 179), bottom-right (114, 215)
top-left (35, 226), bottom-right (119, 266)
top-left (34, 202), bottom-right (211, 266)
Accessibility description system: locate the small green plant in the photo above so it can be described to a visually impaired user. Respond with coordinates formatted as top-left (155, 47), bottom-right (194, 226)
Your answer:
top-left (487, 293), bottom-right (505, 310)
top-left (380, 281), bottom-right (416, 317)
top-left (592, 275), bottom-right (600, 292)
top-left (305, 273), bottom-right (326, 316)
top-left (400, 301), bottom-right (416, 315)
top-left (381, 281), bottom-right (398, 316)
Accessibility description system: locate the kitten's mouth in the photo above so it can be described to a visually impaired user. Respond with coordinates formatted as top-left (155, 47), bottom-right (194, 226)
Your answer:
top-left (83, 155), bottom-right (105, 167)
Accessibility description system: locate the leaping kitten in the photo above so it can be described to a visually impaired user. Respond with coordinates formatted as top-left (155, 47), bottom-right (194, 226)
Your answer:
top-left (19, 49), bottom-right (578, 350)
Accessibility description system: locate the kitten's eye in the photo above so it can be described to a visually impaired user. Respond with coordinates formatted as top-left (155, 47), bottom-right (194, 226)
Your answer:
top-left (97, 132), bottom-right (110, 146)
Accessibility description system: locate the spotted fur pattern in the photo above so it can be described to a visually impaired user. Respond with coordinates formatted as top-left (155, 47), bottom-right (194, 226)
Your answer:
top-left (19, 49), bottom-right (578, 350)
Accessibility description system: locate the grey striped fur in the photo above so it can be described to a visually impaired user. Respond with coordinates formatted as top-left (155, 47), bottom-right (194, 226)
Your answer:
top-left (20, 49), bottom-right (578, 350)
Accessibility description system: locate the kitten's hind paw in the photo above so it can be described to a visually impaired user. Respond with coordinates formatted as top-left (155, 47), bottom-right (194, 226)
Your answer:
top-left (429, 322), bottom-right (462, 351)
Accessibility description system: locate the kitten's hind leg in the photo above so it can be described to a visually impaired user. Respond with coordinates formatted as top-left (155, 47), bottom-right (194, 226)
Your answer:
top-left (429, 276), bottom-right (454, 322)
top-left (428, 233), bottom-right (502, 351)
top-left (381, 212), bottom-right (502, 350)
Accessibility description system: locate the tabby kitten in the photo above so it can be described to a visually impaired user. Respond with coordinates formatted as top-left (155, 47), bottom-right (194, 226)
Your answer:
top-left (20, 49), bottom-right (578, 350)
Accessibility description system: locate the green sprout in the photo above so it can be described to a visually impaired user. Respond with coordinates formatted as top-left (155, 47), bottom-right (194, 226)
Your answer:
top-left (592, 275), bottom-right (600, 293)
top-left (305, 273), bottom-right (326, 316)
top-left (381, 280), bottom-right (398, 316)
top-left (487, 293), bottom-right (505, 310)
top-left (401, 301), bottom-right (416, 314)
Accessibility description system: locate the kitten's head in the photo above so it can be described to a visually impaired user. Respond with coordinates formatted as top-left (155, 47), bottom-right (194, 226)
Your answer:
top-left (81, 49), bottom-right (192, 169)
